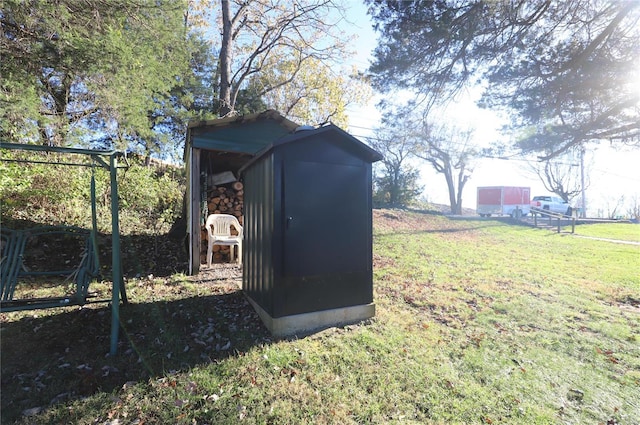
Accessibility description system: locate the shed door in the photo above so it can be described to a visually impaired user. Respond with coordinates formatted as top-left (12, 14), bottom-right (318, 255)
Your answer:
top-left (283, 160), bottom-right (368, 277)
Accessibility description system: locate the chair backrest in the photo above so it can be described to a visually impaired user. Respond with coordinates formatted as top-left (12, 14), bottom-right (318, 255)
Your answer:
top-left (205, 214), bottom-right (242, 238)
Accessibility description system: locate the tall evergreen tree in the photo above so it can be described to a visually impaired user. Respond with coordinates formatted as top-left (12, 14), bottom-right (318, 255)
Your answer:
top-left (367, 0), bottom-right (640, 158)
top-left (1, 0), bottom-right (194, 156)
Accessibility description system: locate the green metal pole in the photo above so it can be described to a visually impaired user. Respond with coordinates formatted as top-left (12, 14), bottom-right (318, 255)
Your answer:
top-left (90, 163), bottom-right (100, 277)
top-left (109, 154), bottom-right (122, 356)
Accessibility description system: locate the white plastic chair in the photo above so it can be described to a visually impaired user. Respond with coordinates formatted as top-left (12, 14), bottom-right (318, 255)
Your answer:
top-left (205, 214), bottom-right (243, 267)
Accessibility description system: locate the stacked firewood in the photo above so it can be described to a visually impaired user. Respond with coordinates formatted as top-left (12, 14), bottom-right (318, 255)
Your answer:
top-left (200, 181), bottom-right (244, 264)
top-left (207, 181), bottom-right (244, 218)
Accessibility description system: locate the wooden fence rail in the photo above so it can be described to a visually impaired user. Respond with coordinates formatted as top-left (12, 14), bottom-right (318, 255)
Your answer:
top-left (531, 207), bottom-right (576, 233)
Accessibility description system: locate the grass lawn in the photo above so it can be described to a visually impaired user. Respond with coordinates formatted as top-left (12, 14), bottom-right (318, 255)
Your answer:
top-left (573, 222), bottom-right (640, 243)
top-left (1, 209), bottom-right (638, 424)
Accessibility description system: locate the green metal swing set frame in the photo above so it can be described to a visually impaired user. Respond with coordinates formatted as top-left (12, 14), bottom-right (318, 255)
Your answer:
top-left (1, 142), bottom-right (127, 355)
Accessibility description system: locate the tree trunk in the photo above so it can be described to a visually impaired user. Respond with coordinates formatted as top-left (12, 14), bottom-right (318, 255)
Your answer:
top-left (444, 161), bottom-right (469, 215)
top-left (390, 168), bottom-right (400, 207)
top-left (455, 167), bottom-right (470, 216)
top-left (443, 161), bottom-right (458, 215)
top-left (218, 0), bottom-right (233, 116)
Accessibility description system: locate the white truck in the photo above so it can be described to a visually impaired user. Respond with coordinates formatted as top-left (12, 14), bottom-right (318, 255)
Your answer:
top-left (531, 195), bottom-right (573, 216)
top-left (477, 186), bottom-right (531, 217)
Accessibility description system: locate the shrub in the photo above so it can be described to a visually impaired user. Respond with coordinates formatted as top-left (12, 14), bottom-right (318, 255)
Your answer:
top-left (0, 149), bottom-right (185, 236)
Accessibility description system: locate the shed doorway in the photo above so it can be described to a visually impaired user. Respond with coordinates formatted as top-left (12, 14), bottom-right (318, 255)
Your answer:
top-left (198, 150), bottom-right (249, 266)
top-left (185, 110), bottom-right (299, 275)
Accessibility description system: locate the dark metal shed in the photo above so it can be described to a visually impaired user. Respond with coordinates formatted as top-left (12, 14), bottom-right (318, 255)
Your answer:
top-left (239, 124), bottom-right (382, 336)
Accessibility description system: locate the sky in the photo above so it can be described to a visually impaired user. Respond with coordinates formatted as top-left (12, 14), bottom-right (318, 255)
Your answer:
top-left (340, 1), bottom-right (640, 217)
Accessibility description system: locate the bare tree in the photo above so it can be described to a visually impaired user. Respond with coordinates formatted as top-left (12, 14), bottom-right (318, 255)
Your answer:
top-left (215, 0), bottom-right (350, 117)
top-left (626, 195), bottom-right (640, 220)
top-left (413, 119), bottom-right (477, 215)
top-left (529, 147), bottom-right (589, 203)
top-left (600, 195), bottom-right (625, 219)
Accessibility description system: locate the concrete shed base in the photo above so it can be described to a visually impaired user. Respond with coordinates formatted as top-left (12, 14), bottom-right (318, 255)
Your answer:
top-left (246, 297), bottom-right (375, 337)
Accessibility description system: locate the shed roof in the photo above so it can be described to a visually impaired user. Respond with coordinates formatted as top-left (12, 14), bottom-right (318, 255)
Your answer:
top-left (274, 124), bottom-right (382, 161)
top-left (187, 110), bottom-right (300, 155)
top-left (239, 124), bottom-right (383, 175)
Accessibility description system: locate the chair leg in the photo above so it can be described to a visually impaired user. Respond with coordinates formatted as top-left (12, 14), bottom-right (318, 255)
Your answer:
top-left (207, 241), bottom-right (213, 267)
top-left (230, 245), bottom-right (235, 263)
top-left (238, 242), bottom-right (242, 266)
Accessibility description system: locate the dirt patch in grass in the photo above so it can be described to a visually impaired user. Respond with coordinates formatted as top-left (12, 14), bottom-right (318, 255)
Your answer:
top-left (373, 208), bottom-right (444, 233)
top-left (618, 295), bottom-right (640, 315)
top-left (373, 208), bottom-right (501, 239)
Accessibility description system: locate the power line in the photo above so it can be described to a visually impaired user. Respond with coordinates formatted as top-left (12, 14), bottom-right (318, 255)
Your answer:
top-left (352, 134), bottom-right (594, 167)
top-left (351, 128), bottom-right (640, 175)
top-left (590, 167), bottom-right (640, 182)
top-left (348, 124), bottom-right (378, 131)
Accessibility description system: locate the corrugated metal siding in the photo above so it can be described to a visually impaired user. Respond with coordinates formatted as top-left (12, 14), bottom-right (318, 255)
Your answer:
top-left (275, 138), bottom-right (374, 317)
top-left (242, 153), bottom-right (275, 315)
top-left (242, 129), bottom-right (380, 321)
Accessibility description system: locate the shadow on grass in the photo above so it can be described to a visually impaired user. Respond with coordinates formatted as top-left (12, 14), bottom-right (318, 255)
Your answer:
top-left (0, 283), bottom-right (271, 423)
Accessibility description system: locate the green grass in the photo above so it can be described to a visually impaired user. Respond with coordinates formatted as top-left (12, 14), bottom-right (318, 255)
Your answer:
top-left (573, 222), bottom-right (640, 243)
top-left (2, 210), bottom-right (639, 424)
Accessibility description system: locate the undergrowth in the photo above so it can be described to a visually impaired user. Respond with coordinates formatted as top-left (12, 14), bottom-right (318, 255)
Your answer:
top-left (1, 149), bottom-right (184, 236)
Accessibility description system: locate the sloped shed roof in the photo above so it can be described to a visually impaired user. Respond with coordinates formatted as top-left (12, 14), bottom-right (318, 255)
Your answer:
top-left (273, 124), bottom-right (383, 162)
top-left (187, 110), bottom-right (300, 155)
top-left (240, 123), bottom-right (383, 174)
